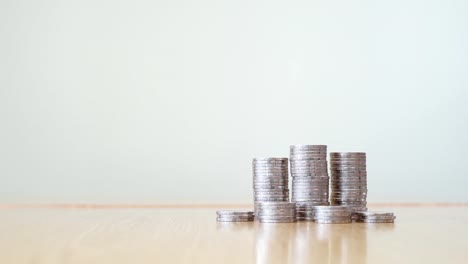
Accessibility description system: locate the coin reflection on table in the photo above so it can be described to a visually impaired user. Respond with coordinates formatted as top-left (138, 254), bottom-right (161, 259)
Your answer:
top-left (255, 222), bottom-right (296, 264)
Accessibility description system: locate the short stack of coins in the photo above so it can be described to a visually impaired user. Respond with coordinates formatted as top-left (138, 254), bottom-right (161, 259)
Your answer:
top-left (329, 152), bottom-right (368, 212)
top-left (216, 210), bottom-right (255, 222)
top-left (353, 211), bottom-right (395, 223)
top-left (290, 145), bottom-right (330, 205)
top-left (295, 202), bottom-right (317, 221)
top-left (256, 202), bottom-right (297, 223)
top-left (252, 158), bottom-right (289, 216)
top-left (313, 206), bottom-right (352, 224)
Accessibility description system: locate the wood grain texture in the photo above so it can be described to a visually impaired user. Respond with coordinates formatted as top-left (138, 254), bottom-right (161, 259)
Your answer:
top-left (0, 206), bottom-right (467, 264)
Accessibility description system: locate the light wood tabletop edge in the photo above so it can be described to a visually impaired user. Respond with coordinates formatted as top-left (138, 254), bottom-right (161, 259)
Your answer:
top-left (0, 203), bottom-right (467, 209)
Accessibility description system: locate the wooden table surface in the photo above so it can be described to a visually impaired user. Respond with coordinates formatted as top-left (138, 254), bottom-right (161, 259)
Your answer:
top-left (0, 205), bottom-right (467, 264)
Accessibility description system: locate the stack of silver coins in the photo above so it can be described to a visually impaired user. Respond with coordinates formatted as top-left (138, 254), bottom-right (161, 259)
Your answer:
top-left (313, 206), bottom-right (352, 224)
top-left (295, 202), bottom-right (317, 221)
top-left (256, 202), bottom-right (297, 223)
top-left (329, 152), bottom-right (367, 212)
top-left (216, 210), bottom-right (255, 222)
top-left (353, 211), bottom-right (395, 223)
top-left (290, 145), bottom-right (330, 205)
top-left (253, 158), bottom-right (289, 215)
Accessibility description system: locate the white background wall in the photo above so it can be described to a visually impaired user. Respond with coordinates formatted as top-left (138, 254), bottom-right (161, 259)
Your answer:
top-left (1, 0), bottom-right (467, 204)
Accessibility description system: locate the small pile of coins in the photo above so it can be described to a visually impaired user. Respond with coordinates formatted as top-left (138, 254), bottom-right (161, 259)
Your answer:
top-left (252, 158), bottom-right (289, 216)
top-left (216, 146), bottom-right (396, 224)
top-left (295, 202), bottom-right (317, 221)
top-left (353, 211), bottom-right (396, 223)
top-left (290, 145), bottom-right (329, 205)
top-left (312, 206), bottom-right (353, 224)
top-left (330, 152), bottom-right (368, 212)
top-left (216, 210), bottom-right (255, 222)
top-left (256, 202), bottom-right (297, 223)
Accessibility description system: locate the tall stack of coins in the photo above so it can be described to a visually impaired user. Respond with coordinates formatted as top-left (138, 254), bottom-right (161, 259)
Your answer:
top-left (329, 152), bottom-right (367, 211)
top-left (252, 158), bottom-right (289, 216)
top-left (290, 145), bottom-right (330, 205)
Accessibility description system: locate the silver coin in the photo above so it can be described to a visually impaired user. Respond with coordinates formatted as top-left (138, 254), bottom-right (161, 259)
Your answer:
top-left (311, 205), bottom-right (350, 210)
top-left (353, 211), bottom-right (394, 217)
top-left (330, 172), bottom-right (367, 176)
top-left (253, 180), bottom-right (289, 186)
top-left (290, 145), bottom-right (327, 149)
top-left (330, 167), bottom-right (367, 171)
top-left (256, 202), bottom-right (296, 208)
top-left (312, 210), bottom-right (352, 215)
top-left (329, 160), bottom-right (366, 164)
top-left (330, 198), bottom-right (367, 202)
top-left (216, 218), bottom-right (254, 222)
top-left (216, 210), bottom-right (254, 215)
top-left (290, 146), bottom-right (327, 150)
top-left (329, 157), bottom-right (366, 161)
top-left (291, 168), bottom-right (328, 172)
top-left (253, 183), bottom-right (288, 187)
top-left (330, 152), bottom-right (366, 156)
top-left (293, 178), bottom-right (330, 181)
top-left (253, 157), bottom-right (288, 161)
top-left (254, 191), bottom-right (289, 195)
top-left (257, 212), bottom-right (296, 217)
top-left (354, 216), bottom-right (396, 221)
top-left (330, 192), bottom-right (367, 198)
top-left (330, 164), bottom-right (367, 171)
top-left (290, 160), bottom-right (328, 164)
top-left (315, 219), bottom-right (352, 224)
top-left (255, 190), bottom-right (289, 194)
top-left (252, 166), bottom-right (288, 169)
top-left (254, 194), bottom-right (289, 197)
top-left (330, 184), bottom-right (367, 187)
top-left (354, 219), bottom-right (394, 223)
top-left (216, 214), bottom-right (255, 219)
top-left (291, 173), bottom-right (329, 177)
top-left (331, 171), bottom-right (367, 175)
top-left (331, 176), bottom-right (367, 179)
top-left (330, 195), bottom-right (367, 199)
top-left (290, 156), bottom-right (326, 160)
top-left (254, 170), bottom-right (288, 173)
top-left (253, 160), bottom-right (288, 164)
top-left (330, 182), bottom-right (367, 186)
top-left (254, 198), bottom-right (289, 202)
top-left (289, 159), bottom-right (328, 166)
top-left (330, 187), bottom-right (367, 190)
top-left (331, 177), bottom-right (367, 180)
top-left (331, 178), bottom-right (367, 182)
top-left (253, 181), bottom-right (288, 185)
top-left (290, 153), bottom-right (327, 158)
top-left (253, 175), bottom-right (288, 179)
top-left (290, 164), bottom-right (328, 168)
top-left (293, 182), bottom-right (329, 186)
top-left (330, 184), bottom-right (367, 188)
top-left (292, 190), bottom-right (328, 194)
top-left (292, 175), bottom-right (330, 179)
top-left (257, 210), bottom-right (296, 216)
top-left (259, 219), bottom-right (296, 223)
top-left (257, 215), bottom-right (296, 220)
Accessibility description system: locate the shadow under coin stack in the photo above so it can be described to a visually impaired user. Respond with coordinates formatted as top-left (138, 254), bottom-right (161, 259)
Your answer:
top-left (256, 202), bottom-right (297, 223)
top-left (329, 152), bottom-right (368, 212)
top-left (253, 158), bottom-right (290, 217)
